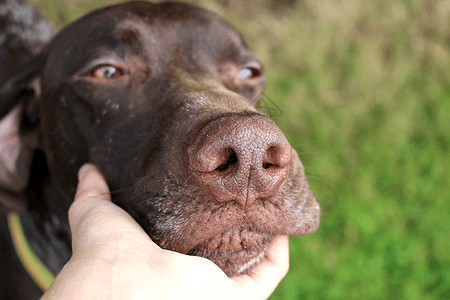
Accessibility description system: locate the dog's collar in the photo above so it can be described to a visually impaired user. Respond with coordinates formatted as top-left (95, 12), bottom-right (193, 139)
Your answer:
top-left (7, 212), bottom-right (55, 292)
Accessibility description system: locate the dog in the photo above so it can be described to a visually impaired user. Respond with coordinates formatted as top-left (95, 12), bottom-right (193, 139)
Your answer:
top-left (0, 1), bottom-right (320, 298)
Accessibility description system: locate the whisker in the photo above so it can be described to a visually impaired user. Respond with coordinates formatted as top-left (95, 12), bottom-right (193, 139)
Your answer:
top-left (304, 175), bottom-right (334, 191)
top-left (110, 186), bottom-right (134, 195)
top-left (303, 166), bottom-right (339, 178)
top-left (296, 151), bottom-right (323, 157)
top-left (291, 143), bottom-right (312, 149)
top-left (167, 118), bottom-right (181, 126)
top-left (317, 194), bottom-right (335, 208)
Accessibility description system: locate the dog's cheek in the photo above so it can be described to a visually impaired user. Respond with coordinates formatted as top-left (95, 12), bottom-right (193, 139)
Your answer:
top-left (40, 87), bottom-right (93, 198)
top-left (283, 150), bottom-right (321, 236)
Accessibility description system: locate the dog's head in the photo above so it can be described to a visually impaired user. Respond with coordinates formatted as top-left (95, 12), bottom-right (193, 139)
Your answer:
top-left (0, 1), bottom-right (320, 276)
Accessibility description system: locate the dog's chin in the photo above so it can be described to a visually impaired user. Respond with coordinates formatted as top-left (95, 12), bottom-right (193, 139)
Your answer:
top-left (187, 228), bottom-right (273, 277)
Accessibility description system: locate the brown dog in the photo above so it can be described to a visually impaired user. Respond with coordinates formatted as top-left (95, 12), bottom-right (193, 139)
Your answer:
top-left (0, 1), bottom-right (320, 298)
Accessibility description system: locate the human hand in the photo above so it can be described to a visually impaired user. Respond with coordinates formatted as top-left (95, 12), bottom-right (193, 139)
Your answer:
top-left (41, 164), bottom-right (289, 300)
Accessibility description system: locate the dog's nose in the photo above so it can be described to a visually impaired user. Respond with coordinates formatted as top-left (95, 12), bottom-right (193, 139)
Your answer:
top-left (187, 114), bottom-right (291, 206)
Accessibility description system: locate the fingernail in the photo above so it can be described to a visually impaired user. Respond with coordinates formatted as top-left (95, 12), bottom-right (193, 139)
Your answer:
top-left (78, 164), bottom-right (94, 181)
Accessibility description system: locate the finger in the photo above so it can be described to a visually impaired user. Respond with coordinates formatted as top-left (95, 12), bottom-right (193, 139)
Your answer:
top-left (231, 235), bottom-right (289, 300)
top-left (69, 163), bottom-right (112, 230)
top-left (76, 163), bottom-right (111, 202)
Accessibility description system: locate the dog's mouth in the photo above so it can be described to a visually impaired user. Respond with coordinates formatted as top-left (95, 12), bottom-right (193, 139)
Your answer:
top-left (185, 227), bottom-right (273, 276)
top-left (121, 193), bottom-right (280, 276)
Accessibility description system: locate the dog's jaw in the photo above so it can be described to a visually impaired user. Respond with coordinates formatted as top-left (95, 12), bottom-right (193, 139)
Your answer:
top-left (185, 228), bottom-right (273, 276)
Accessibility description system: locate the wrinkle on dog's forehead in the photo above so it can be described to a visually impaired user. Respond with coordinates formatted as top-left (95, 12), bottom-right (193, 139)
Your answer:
top-left (117, 4), bottom-right (249, 72)
top-left (113, 19), bottom-right (167, 74)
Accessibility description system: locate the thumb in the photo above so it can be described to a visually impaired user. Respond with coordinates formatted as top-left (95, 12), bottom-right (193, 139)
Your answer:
top-left (68, 164), bottom-right (149, 253)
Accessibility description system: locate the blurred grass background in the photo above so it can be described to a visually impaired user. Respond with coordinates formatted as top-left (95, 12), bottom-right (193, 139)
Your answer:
top-left (28, 0), bottom-right (450, 299)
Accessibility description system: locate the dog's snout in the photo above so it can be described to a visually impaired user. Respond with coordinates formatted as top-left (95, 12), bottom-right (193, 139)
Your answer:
top-left (187, 114), bottom-right (291, 206)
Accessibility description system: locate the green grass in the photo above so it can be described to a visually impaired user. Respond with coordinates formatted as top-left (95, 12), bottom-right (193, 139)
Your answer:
top-left (29, 0), bottom-right (450, 299)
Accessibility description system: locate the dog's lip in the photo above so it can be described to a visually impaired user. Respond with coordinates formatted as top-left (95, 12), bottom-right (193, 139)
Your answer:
top-left (186, 226), bottom-right (272, 257)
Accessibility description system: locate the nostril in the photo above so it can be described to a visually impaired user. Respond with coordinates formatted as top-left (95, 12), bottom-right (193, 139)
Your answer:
top-left (262, 146), bottom-right (290, 170)
top-left (262, 162), bottom-right (272, 169)
top-left (214, 149), bottom-right (237, 172)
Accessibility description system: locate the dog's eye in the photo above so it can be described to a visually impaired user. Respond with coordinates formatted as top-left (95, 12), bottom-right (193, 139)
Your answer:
top-left (237, 67), bottom-right (261, 80)
top-left (91, 65), bottom-right (123, 79)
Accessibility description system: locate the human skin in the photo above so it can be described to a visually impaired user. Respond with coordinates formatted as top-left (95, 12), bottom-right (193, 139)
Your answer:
top-left (41, 164), bottom-right (289, 300)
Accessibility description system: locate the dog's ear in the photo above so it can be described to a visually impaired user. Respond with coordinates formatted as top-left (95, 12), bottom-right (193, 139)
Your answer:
top-left (0, 52), bottom-right (48, 213)
top-left (0, 0), bottom-right (54, 213)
